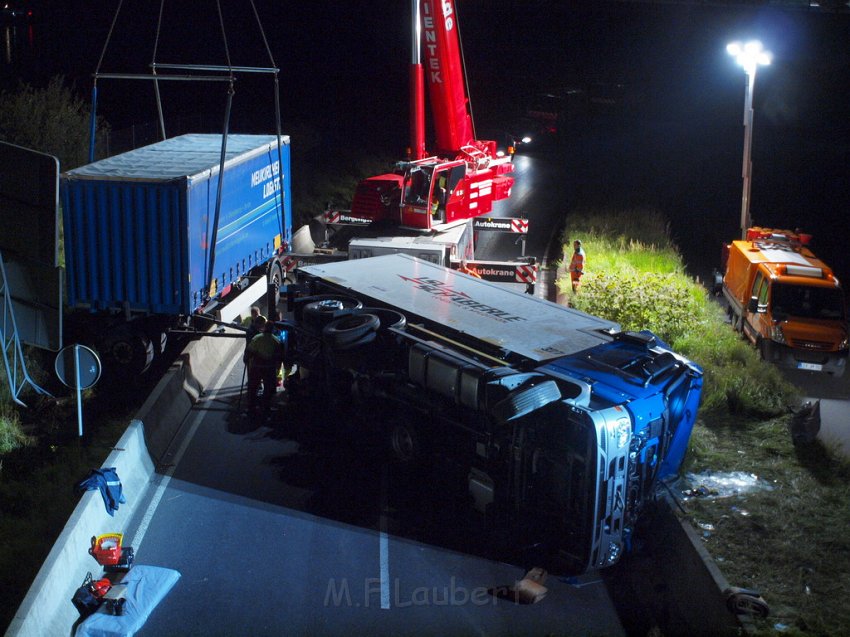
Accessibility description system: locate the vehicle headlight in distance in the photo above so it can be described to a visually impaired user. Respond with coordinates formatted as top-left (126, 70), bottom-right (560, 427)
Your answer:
top-left (771, 324), bottom-right (786, 344)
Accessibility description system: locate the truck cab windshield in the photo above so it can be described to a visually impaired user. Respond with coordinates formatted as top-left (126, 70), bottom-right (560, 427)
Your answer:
top-left (772, 283), bottom-right (845, 321)
top-left (403, 166), bottom-right (434, 206)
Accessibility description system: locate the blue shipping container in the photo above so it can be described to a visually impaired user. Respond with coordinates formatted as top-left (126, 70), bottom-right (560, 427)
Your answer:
top-left (61, 134), bottom-right (292, 315)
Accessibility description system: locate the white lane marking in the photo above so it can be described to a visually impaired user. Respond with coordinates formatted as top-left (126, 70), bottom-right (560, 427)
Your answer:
top-left (129, 354), bottom-right (241, 549)
top-left (379, 464), bottom-right (390, 609)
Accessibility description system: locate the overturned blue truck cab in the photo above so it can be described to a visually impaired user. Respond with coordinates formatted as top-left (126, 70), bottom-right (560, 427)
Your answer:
top-left (283, 254), bottom-right (704, 572)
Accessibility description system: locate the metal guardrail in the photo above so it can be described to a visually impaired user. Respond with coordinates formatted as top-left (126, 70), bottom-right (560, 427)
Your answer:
top-left (0, 250), bottom-right (51, 406)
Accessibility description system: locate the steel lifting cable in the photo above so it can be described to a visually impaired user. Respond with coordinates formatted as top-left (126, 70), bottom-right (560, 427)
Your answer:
top-left (89, 0), bottom-right (125, 161)
top-left (216, 0), bottom-right (234, 76)
top-left (250, 0), bottom-right (286, 243)
top-left (93, 0), bottom-right (123, 77)
top-left (454, 3), bottom-right (476, 141)
top-left (205, 0), bottom-right (237, 301)
top-left (151, 0), bottom-right (167, 140)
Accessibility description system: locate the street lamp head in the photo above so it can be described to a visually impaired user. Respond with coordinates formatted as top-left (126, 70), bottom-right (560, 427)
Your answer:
top-left (727, 40), bottom-right (772, 74)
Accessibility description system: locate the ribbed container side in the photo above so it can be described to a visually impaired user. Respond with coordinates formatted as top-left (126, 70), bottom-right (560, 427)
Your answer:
top-left (63, 178), bottom-right (186, 314)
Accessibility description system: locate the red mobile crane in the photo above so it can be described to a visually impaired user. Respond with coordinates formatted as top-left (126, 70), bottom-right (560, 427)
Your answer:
top-left (347, 0), bottom-right (515, 231)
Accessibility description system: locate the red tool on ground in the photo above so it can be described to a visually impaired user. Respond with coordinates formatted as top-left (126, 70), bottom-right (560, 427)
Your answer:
top-left (89, 533), bottom-right (135, 571)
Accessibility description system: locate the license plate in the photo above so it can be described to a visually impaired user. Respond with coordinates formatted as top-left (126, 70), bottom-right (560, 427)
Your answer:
top-left (798, 362), bottom-right (823, 371)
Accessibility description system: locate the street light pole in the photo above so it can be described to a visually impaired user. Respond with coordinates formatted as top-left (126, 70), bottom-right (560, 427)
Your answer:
top-left (727, 40), bottom-right (772, 240)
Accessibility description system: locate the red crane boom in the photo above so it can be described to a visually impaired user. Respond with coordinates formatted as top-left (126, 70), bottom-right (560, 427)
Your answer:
top-left (349, 0), bottom-right (514, 231)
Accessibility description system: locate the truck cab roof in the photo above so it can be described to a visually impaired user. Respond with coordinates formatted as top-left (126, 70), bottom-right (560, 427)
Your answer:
top-left (732, 240), bottom-right (839, 287)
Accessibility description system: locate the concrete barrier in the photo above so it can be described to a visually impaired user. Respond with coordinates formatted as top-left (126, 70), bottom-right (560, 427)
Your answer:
top-left (141, 331), bottom-right (244, 465)
top-left (4, 329), bottom-right (245, 637)
top-left (613, 495), bottom-right (749, 636)
top-left (4, 421), bottom-right (153, 637)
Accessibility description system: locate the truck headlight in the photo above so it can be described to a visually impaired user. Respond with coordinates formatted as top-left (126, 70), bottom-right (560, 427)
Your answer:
top-left (771, 324), bottom-right (786, 344)
top-left (840, 336), bottom-right (849, 352)
top-left (610, 417), bottom-right (631, 449)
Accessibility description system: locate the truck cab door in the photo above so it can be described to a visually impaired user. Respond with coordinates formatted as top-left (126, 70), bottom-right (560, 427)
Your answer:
top-left (401, 166), bottom-right (434, 229)
top-left (743, 272), bottom-right (770, 345)
top-left (433, 164), bottom-right (466, 225)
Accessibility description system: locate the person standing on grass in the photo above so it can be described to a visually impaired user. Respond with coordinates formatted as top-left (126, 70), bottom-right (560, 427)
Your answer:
top-left (569, 240), bottom-right (585, 293)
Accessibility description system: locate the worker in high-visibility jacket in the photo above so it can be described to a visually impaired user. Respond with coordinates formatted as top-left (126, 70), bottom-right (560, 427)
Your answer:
top-left (569, 240), bottom-right (585, 292)
top-left (458, 259), bottom-right (481, 278)
top-left (245, 318), bottom-right (286, 416)
top-left (242, 306), bottom-right (266, 363)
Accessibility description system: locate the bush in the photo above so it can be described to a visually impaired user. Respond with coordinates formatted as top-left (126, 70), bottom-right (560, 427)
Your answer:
top-left (0, 403), bottom-right (33, 457)
top-left (569, 270), bottom-right (705, 345)
top-left (0, 76), bottom-right (108, 171)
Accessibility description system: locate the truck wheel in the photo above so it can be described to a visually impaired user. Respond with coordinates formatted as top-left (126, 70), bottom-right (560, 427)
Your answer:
top-left (362, 307), bottom-right (407, 331)
top-left (99, 326), bottom-right (155, 378)
top-left (728, 309), bottom-right (738, 331)
top-left (301, 296), bottom-right (362, 331)
top-left (269, 263), bottom-right (284, 306)
top-left (323, 313), bottom-right (380, 347)
top-left (324, 331), bottom-right (377, 370)
top-left (730, 311), bottom-right (744, 336)
top-left (758, 338), bottom-right (773, 362)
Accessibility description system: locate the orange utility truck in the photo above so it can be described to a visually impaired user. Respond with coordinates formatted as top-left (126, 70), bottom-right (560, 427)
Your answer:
top-left (720, 227), bottom-right (848, 376)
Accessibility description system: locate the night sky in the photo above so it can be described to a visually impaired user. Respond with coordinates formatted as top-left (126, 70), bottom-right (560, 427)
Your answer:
top-left (6, 2), bottom-right (848, 131)
top-left (3, 0), bottom-right (849, 277)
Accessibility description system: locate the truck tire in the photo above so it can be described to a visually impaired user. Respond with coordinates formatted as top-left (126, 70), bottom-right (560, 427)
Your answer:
top-left (324, 330), bottom-right (377, 370)
top-left (323, 313), bottom-right (380, 348)
top-left (361, 307), bottom-right (407, 331)
top-left (296, 295), bottom-right (362, 317)
top-left (729, 310), bottom-right (745, 337)
top-left (301, 296), bottom-right (362, 331)
top-left (99, 326), bottom-right (155, 378)
top-left (758, 338), bottom-right (773, 362)
top-left (728, 308), bottom-right (739, 331)
top-left (269, 263), bottom-right (284, 307)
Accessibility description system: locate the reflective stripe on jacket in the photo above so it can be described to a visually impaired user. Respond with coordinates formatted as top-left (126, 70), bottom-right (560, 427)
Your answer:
top-left (569, 250), bottom-right (585, 277)
top-left (247, 332), bottom-right (284, 366)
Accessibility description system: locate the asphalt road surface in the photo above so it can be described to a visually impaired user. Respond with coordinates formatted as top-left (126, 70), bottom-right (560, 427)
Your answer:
top-left (473, 149), bottom-right (570, 266)
top-left (125, 346), bottom-right (629, 637)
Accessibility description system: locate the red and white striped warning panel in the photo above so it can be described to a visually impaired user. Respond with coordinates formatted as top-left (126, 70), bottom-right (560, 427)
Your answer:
top-left (323, 210), bottom-right (373, 226)
top-left (511, 218), bottom-right (529, 234)
top-left (471, 217), bottom-right (529, 234)
top-left (460, 261), bottom-right (538, 284)
top-left (515, 264), bottom-right (537, 284)
top-left (280, 255), bottom-right (299, 273)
